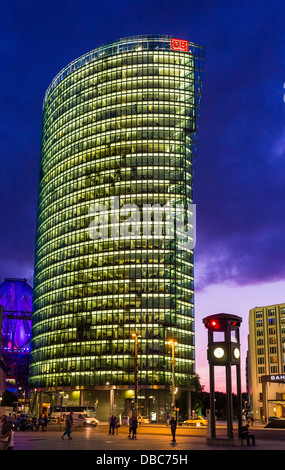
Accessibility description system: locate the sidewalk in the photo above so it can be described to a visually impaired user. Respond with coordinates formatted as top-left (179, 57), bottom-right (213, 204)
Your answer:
top-left (10, 422), bottom-right (285, 451)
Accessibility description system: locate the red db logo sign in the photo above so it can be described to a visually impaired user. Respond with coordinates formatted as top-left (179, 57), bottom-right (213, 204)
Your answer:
top-left (171, 38), bottom-right (189, 52)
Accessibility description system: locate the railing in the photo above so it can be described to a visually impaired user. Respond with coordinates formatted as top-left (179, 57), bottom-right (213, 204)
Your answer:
top-left (43, 34), bottom-right (205, 107)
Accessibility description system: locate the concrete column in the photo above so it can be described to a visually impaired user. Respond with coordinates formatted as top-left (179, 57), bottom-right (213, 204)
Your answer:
top-left (110, 388), bottom-right (114, 415)
top-left (38, 391), bottom-right (43, 417)
top-left (187, 390), bottom-right (191, 419)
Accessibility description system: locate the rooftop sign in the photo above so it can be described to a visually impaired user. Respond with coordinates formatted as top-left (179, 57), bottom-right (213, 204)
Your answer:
top-left (171, 38), bottom-right (189, 52)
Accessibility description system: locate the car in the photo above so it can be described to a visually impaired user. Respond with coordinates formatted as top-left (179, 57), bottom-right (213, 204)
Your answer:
top-left (138, 416), bottom-right (150, 424)
top-left (182, 416), bottom-right (208, 426)
top-left (268, 416), bottom-right (283, 422)
top-left (72, 412), bottom-right (99, 427)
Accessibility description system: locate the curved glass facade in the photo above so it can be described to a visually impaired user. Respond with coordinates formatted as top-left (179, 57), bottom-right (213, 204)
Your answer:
top-left (30, 35), bottom-right (204, 394)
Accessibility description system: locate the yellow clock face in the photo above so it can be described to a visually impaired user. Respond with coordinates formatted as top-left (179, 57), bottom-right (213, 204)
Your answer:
top-left (213, 347), bottom-right (225, 359)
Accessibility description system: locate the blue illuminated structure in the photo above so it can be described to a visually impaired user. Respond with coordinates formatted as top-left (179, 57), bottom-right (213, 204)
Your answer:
top-left (0, 278), bottom-right (33, 389)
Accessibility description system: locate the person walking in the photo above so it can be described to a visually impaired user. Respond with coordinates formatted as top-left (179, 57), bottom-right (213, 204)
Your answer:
top-left (42, 414), bottom-right (48, 431)
top-left (0, 415), bottom-right (14, 450)
top-left (61, 411), bottom-right (73, 440)
top-left (128, 417), bottom-right (133, 438)
top-left (170, 416), bottom-right (177, 442)
top-left (114, 416), bottom-right (119, 434)
top-left (131, 415), bottom-right (138, 439)
top-left (109, 415), bottom-right (115, 435)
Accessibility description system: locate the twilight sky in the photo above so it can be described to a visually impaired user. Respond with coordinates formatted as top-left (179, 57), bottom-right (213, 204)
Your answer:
top-left (1, 0), bottom-right (285, 392)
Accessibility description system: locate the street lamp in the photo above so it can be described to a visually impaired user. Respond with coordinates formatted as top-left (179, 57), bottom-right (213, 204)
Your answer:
top-left (168, 340), bottom-right (178, 416)
top-left (131, 333), bottom-right (141, 417)
top-left (106, 382), bottom-right (116, 416)
top-left (64, 394), bottom-right (69, 416)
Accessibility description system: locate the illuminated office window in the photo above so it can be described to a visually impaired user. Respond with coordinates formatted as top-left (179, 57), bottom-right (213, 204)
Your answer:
top-left (30, 35), bottom-right (204, 394)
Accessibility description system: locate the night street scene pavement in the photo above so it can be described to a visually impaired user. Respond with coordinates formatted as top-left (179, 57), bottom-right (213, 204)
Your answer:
top-left (8, 421), bottom-right (285, 452)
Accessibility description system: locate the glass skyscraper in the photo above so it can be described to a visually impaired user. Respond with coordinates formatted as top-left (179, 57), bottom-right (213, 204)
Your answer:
top-left (30, 35), bottom-right (204, 420)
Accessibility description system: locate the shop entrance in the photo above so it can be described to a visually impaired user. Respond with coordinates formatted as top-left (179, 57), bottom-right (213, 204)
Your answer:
top-left (262, 374), bottom-right (285, 422)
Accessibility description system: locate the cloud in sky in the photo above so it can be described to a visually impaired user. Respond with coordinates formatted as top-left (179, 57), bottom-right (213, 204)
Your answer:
top-left (0, 0), bottom-right (285, 292)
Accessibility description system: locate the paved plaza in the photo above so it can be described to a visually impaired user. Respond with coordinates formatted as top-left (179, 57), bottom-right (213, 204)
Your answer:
top-left (7, 422), bottom-right (285, 452)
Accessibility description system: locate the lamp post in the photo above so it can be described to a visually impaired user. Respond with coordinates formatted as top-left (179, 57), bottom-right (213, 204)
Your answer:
top-left (64, 394), bottom-right (69, 416)
top-left (106, 382), bottom-right (116, 416)
top-left (131, 333), bottom-right (141, 417)
top-left (168, 340), bottom-right (178, 416)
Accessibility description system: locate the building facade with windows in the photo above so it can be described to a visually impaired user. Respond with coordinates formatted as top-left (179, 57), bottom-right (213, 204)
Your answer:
top-left (29, 35), bottom-right (204, 420)
top-left (248, 303), bottom-right (285, 421)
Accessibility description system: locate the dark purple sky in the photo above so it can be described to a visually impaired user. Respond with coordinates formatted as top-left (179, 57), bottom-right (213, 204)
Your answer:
top-left (1, 0), bottom-right (285, 390)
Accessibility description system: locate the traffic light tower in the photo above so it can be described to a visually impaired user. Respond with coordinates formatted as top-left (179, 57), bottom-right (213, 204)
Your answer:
top-left (203, 313), bottom-right (243, 444)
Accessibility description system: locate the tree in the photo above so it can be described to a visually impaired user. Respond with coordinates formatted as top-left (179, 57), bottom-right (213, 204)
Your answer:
top-left (176, 374), bottom-right (205, 419)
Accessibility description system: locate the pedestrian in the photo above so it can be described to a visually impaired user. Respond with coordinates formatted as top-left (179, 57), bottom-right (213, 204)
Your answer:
top-left (262, 415), bottom-right (265, 425)
top-left (32, 416), bottom-right (38, 431)
top-left (0, 415), bottom-right (14, 450)
top-left (167, 414), bottom-right (170, 426)
top-left (249, 416), bottom-right (254, 426)
top-left (128, 416), bottom-right (133, 438)
top-left (114, 416), bottom-right (119, 434)
top-left (241, 424), bottom-right (256, 446)
top-left (38, 415), bottom-right (42, 429)
top-left (170, 416), bottom-right (177, 442)
top-left (42, 414), bottom-right (48, 431)
top-left (109, 415), bottom-right (115, 435)
top-left (131, 415), bottom-right (138, 439)
top-left (61, 411), bottom-right (73, 440)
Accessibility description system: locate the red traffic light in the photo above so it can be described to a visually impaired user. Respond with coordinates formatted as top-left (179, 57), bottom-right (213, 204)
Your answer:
top-left (204, 319), bottom-right (220, 330)
top-left (203, 314), bottom-right (242, 333)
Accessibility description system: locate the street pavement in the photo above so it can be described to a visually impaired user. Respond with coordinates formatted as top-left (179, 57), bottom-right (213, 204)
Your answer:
top-left (8, 421), bottom-right (285, 452)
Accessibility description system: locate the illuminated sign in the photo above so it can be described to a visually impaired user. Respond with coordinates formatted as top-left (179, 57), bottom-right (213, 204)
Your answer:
top-left (171, 38), bottom-right (189, 52)
top-left (261, 374), bottom-right (285, 384)
top-left (270, 375), bottom-right (285, 381)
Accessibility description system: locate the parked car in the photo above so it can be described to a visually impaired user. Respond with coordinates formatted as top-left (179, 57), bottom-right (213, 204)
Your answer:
top-left (268, 416), bottom-right (284, 422)
top-left (182, 416), bottom-right (208, 426)
top-left (138, 416), bottom-right (150, 424)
